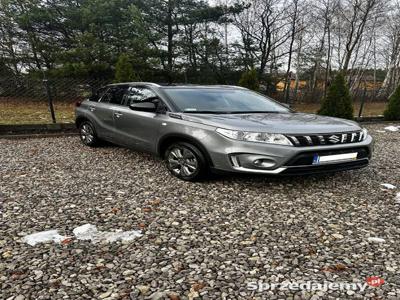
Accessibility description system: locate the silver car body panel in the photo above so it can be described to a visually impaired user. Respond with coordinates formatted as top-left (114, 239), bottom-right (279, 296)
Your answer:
top-left (76, 83), bottom-right (373, 175)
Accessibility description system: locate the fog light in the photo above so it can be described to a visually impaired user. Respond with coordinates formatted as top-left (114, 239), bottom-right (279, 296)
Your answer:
top-left (253, 159), bottom-right (275, 168)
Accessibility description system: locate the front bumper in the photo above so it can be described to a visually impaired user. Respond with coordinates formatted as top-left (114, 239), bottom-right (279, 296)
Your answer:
top-left (205, 133), bottom-right (373, 175)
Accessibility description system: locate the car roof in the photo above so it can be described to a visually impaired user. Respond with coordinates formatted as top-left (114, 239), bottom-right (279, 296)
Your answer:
top-left (160, 85), bottom-right (246, 90)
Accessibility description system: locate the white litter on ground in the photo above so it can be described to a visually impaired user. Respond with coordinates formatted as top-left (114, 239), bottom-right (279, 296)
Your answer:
top-left (22, 230), bottom-right (67, 246)
top-left (367, 237), bottom-right (386, 243)
top-left (73, 224), bottom-right (142, 244)
top-left (381, 183), bottom-right (397, 190)
top-left (384, 126), bottom-right (400, 132)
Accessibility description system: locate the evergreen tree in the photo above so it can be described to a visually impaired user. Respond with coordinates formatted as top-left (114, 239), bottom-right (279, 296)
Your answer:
top-left (238, 68), bottom-right (259, 91)
top-left (318, 72), bottom-right (354, 120)
top-left (384, 84), bottom-right (400, 120)
top-left (114, 54), bottom-right (138, 83)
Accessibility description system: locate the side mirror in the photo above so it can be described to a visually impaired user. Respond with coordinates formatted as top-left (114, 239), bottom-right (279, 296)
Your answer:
top-left (129, 102), bottom-right (157, 112)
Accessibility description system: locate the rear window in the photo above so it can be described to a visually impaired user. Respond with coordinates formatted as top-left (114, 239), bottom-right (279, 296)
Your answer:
top-left (89, 87), bottom-right (108, 102)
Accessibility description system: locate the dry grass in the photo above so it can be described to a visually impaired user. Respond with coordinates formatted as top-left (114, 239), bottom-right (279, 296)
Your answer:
top-left (0, 97), bottom-right (76, 124)
top-left (0, 97), bottom-right (387, 125)
top-left (276, 80), bottom-right (383, 92)
top-left (293, 101), bottom-right (386, 116)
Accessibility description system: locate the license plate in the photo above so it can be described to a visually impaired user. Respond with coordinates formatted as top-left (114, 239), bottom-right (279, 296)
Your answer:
top-left (312, 152), bottom-right (358, 165)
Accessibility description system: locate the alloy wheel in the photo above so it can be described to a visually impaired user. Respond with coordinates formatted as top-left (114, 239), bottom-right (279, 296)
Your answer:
top-left (167, 146), bottom-right (199, 177)
top-left (80, 123), bottom-right (94, 144)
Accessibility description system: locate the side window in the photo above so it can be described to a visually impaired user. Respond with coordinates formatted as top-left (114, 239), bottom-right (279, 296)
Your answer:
top-left (101, 86), bottom-right (127, 105)
top-left (89, 87), bottom-right (107, 102)
top-left (124, 87), bottom-right (157, 106)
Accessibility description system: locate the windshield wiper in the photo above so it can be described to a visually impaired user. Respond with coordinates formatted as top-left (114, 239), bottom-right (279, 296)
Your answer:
top-left (183, 111), bottom-right (234, 114)
top-left (228, 111), bottom-right (281, 114)
top-left (183, 110), bottom-right (282, 114)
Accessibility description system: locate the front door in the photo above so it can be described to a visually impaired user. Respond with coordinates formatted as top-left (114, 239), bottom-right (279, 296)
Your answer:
top-left (113, 86), bottom-right (167, 152)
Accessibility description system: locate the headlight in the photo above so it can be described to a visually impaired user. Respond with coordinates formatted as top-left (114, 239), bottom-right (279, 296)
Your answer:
top-left (361, 128), bottom-right (368, 140)
top-left (216, 128), bottom-right (293, 146)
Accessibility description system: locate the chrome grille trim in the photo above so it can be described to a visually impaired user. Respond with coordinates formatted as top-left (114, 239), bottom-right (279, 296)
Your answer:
top-left (290, 136), bottom-right (300, 146)
top-left (286, 131), bottom-right (364, 147)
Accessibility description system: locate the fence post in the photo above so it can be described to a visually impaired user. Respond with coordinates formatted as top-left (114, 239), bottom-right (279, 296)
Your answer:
top-left (358, 84), bottom-right (367, 118)
top-left (43, 79), bottom-right (56, 124)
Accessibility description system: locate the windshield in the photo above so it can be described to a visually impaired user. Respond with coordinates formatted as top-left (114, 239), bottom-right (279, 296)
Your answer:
top-left (163, 88), bottom-right (289, 114)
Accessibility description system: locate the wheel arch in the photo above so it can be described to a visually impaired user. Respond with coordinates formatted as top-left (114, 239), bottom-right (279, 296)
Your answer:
top-left (75, 116), bottom-right (89, 128)
top-left (157, 134), bottom-right (214, 167)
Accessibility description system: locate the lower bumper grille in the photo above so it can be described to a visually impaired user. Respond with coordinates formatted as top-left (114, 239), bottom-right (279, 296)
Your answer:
top-left (281, 159), bottom-right (369, 175)
top-left (285, 147), bottom-right (370, 167)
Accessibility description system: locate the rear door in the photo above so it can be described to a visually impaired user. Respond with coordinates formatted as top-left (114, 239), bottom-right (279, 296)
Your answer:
top-left (113, 86), bottom-right (168, 152)
top-left (90, 85), bottom-right (127, 140)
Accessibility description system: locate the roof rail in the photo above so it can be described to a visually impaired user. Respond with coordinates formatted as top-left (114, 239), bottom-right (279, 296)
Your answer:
top-left (107, 82), bottom-right (245, 89)
top-left (108, 82), bottom-right (161, 87)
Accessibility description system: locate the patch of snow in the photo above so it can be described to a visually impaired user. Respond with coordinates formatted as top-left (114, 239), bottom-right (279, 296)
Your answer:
top-left (367, 237), bottom-right (386, 243)
top-left (102, 230), bottom-right (143, 243)
top-left (72, 224), bottom-right (98, 240)
top-left (381, 183), bottom-right (397, 190)
top-left (22, 224), bottom-right (142, 246)
top-left (22, 230), bottom-right (67, 246)
top-left (384, 126), bottom-right (400, 132)
top-left (375, 130), bottom-right (386, 133)
top-left (396, 193), bottom-right (400, 203)
top-left (73, 224), bottom-right (142, 244)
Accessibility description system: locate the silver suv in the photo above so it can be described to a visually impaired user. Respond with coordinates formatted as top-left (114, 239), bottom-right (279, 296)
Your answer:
top-left (75, 83), bottom-right (373, 181)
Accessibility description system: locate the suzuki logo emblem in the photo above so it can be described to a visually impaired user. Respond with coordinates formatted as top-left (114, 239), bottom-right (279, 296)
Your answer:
top-left (328, 135), bottom-right (340, 143)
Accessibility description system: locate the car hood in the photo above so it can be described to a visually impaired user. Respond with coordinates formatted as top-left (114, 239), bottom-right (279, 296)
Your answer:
top-left (180, 112), bottom-right (361, 134)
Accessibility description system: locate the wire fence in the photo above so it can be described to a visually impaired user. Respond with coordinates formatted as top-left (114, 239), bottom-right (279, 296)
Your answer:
top-left (0, 76), bottom-right (387, 125)
top-left (0, 77), bottom-right (110, 124)
top-left (0, 77), bottom-right (110, 100)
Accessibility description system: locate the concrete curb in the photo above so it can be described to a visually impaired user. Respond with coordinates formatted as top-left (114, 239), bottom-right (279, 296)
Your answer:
top-left (354, 116), bottom-right (385, 123)
top-left (0, 123), bottom-right (77, 136)
top-left (0, 132), bottom-right (78, 140)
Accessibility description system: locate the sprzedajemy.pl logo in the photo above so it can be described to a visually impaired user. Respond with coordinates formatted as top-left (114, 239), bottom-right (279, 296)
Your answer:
top-left (247, 277), bottom-right (384, 292)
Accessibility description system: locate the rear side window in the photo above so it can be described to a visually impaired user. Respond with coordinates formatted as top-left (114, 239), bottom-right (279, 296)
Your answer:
top-left (89, 87), bottom-right (108, 102)
top-left (123, 87), bottom-right (157, 106)
top-left (101, 86), bottom-right (127, 105)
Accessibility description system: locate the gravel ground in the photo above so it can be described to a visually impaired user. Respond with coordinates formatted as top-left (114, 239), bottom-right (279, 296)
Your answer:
top-left (1, 123), bottom-right (399, 300)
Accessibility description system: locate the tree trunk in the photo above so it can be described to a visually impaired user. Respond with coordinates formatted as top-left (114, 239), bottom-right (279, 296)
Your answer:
top-left (293, 27), bottom-right (303, 103)
top-left (284, 0), bottom-right (298, 106)
top-left (323, 20), bottom-right (331, 99)
top-left (167, 0), bottom-right (174, 82)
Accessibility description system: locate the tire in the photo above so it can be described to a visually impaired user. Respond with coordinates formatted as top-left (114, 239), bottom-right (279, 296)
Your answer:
top-left (79, 121), bottom-right (100, 147)
top-left (165, 142), bottom-right (207, 181)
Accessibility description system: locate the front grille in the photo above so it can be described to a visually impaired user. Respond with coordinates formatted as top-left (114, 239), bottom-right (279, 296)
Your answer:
top-left (286, 131), bottom-right (365, 147)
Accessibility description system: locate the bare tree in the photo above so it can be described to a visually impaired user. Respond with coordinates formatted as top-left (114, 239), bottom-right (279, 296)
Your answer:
top-left (379, 1), bottom-right (400, 96)
top-left (233, 0), bottom-right (294, 76)
top-left (338, 0), bottom-right (380, 71)
top-left (309, 0), bottom-right (338, 94)
top-left (283, 0), bottom-right (301, 105)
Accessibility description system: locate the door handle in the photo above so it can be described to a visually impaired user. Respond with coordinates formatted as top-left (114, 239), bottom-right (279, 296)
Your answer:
top-left (89, 106), bottom-right (96, 112)
top-left (114, 112), bottom-right (123, 118)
